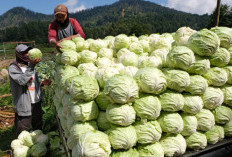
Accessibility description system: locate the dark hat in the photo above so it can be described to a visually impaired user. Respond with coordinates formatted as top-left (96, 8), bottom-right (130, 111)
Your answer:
top-left (15, 44), bottom-right (32, 53)
top-left (54, 4), bottom-right (68, 16)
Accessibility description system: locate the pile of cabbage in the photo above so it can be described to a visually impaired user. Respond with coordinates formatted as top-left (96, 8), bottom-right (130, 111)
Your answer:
top-left (11, 130), bottom-right (48, 157)
top-left (53, 26), bottom-right (232, 157)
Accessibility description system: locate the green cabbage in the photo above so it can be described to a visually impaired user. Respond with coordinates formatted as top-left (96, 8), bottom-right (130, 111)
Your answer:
top-left (205, 125), bottom-right (224, 144)
top-left (221, 86), bottom-right (232, 106)
top-left (114, 34), bottom-right (130, 50)
top-left (137, 142), bottom-right (164, 157)
top-left (164, 69), bottom-right (190, 92)
top-left (129, 42), bottom-right (143, 55)
top-left (121, 66), bottom-right (138, 77)
top-left (224, 120), bottom-right (232, 137)
top-left (185, 75), bottom-right (208, 95)
top-left (213, 106), bottom-right (232, 125)
top-left (174, 26), bottom-right (196, 46)
top-left (182, 95), bottom-right (203, 114)
top-left (160, 134), bottom-right (186, 157)
top-left (98, 48), bottom-right (113, 58)
top-left (73, 131), bottom-right (111, 157)
top-left (104, 74), bottom-right (139, 104)
top-left (30, 143), bottom-right (47, 157)
top-left (158, 112), bottom-right (183, 134)
top-left (60, 40), bottom-right (76, 52)
top-left (138, 56), bottom-right (162, 68)
top-left (210, 26), bottom-right (232, 49)
top-left (133, 95), bottom-right (161, 120)
top-left (134, 68), bottom-right (167, 94)
top-left (159, 91), bottom-right (184, 112)
top-left (97, 112), bottom-right (111, 131)
top-left (95, 91), bottom-right (113, 111)
top-left (188, 29), bottom-right (220, 56)
top-left (196, 109), bottom-right (215, 131)
top-left (111, 148), bottom-right (139, 157)
top-left (223, 66), bottom-right (232, 84)
top-left (167, 46), bottom-right (195, 70)
top-left (69, 75), bottom-right (99, 101)
top-left (107, 126), bottom-right (137, 150)
top-left (28, 48), bottom-right (42, 60)
top-left (134, 120), bottom-right (162, 144)
top-left (118, 51), bottom-right (138, 66)
top-left (202, 87), bottom-right (224, 110)
top-left (61, 50), bottom-right (79, 66)
top-left (106, 104), bottom-right (136, 126)
top-left (80, 50), bottom-right (97, 63)
top-left (89, 39), bottom-right (107, 52)
top-left (78, 63), bottom-right (98, 77)
top-left (210, 47), bottom-right (230, 67)
top-left (71, 101), bottom-right (99, 122)
top-left (181, 113), bottom-right (197, 136)
top-left (186, 132), bottom-right (207, 150)
top-left (150, 49), bottom-right (169, 67)
top-left (186, 57), bottom-right (210, 75)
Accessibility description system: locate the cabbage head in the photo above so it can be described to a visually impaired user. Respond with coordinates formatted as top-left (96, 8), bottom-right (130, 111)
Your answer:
top-left (133, 95), bottom-right (161, 120)
top-left (135, 68), bottom-right (167, 94)
top-left (158, 112), bottom-right (183, 134)
top-left (196, 109), bottom-right (215, 131)
top-left (60, 40), bottom-right (76, 52)
top-left (221, 86), bottom-right (232, 106)
top-left (11, 139), bottom-right (23, 150)
top-left (213, 106), bottom-right (232, 125)
top-left (111, 148), bottom-right (139, 157)
top-left (185, 75), bottom-right (208, 95)
top-left (121, 66), bottom-right (138, 77)
top-left (78, 63), bottom-right (98, 77)
top-left (224, 66), bottom-right (232, 84)
top-left (13, 145), bottom-right (30, 157)
top-left (97, 112), bottom-right (111, 131)
top-left (210, 26), bottom-right (232, 49)
top-left (106, 104), bottom-right (136, 126)
top-left (181, 113), bottom-right (197, 136)
top-left (129, 42), bottom-right (143, 55)
top-left (174, 26), bottom-right (196, 46)
top-left (95, 67), bottom-right (120, 88)
top-left (229, 47), bottom-right (232, 64)
top-left (118, 51), bottom-right (138, 67)
top-left (98, 48), bottom-right (113, 58)
top-left (202, 87), bottom-right (224, 110)
top-left (160, 134), bottom-right (186, 157)
top-left (61, 50), bottom-right (79, 66)
top-left (159, 91), bottom-right (184, 112)
top-left (70, 121), bottom-right (98, 142)
top-left (96, 57), bottom-right (113, 68)
top-left (186, 57), bottom-right (210, 75)
top-left (114, 34), bottom-right (130, 50)
top-left (167, 46), bottom-right (195, 70)
top-left (139, 40), bottom-right (151, 53)
top-left (69, 75), bottom-right (99, 101)
top-left (73, 131), bottom-right (111, 157)
top-left (137, 143), bottom-right (164, 157)
top-left (34, 134), bottom-right (48, 144)
top-left (150, 36), bottom-right (172, 51)
top-left (185, 132), bottom-right (207, 150)
top-left (224, 120), bottom-right (232, 137)
top-left (210, 47), bottom-right (230, 67)
top-left (138, 56), bottom-right (162, 68)
top-left (134, 120), bottom-right (162, 144)
top-left (150, 48), bottom-right (169, 67)
top-left (164, 69), bottom-right (190, 92)
top-left (89, 39), bottom-right (107, 52)
top-left (107, 125), bottom-right (137, 150)
top-left (80, 50), bottom-right (97, 63)
top-left (182, 95), bottom-right (203, 114)
top-left (104, 74), bottom-right (139, 104)
top-left (205, 125), bottom-right (224, 144)
top-left (188, 29), bottom-right (220, 56)
top-left (30, 143), bottom-right (47, 157)
top-left (18, 130), bottom-right (34, 147)
top-left (29, 48), bottom-right (42, 60)
top-left (71, 101), bottom-right (99, 122)
top-left (95, 91), bottom-right (113, 111)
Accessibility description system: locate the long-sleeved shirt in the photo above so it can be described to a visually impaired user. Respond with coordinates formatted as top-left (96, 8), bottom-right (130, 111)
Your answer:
top-left (48, 18), bottom-right (86, 43)
top-left (8, 62), bottom-right (42, 116)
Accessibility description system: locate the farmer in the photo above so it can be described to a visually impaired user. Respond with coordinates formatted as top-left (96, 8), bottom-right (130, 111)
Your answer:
top-left (48, 4), bottom-right (86, 51)
top-left (8, 44), bottom-right (51, 135)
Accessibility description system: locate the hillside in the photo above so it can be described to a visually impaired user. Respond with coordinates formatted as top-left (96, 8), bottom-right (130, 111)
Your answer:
top-left (0, 0), bottom-right (210, 42)
top-left (0, 7), bottom-right (53, 29)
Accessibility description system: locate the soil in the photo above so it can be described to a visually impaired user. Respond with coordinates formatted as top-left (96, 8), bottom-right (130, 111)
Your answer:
top-left (0, 59), bottom-right (14, 69)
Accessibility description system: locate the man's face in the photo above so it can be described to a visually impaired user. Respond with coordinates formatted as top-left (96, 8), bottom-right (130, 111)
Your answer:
top-left (55, 13), bottom-right (67, 23)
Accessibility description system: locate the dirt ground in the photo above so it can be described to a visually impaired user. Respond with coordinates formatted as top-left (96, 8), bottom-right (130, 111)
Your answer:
top-left (0, 59), bottom-right (15, 130)
top-left (0, 59), bottom-right (14, 69)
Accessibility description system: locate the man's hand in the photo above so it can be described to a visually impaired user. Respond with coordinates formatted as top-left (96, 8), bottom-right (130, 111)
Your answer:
top-left (41, 79), bottom-right (51, 86)
top-left (55, 42), bottom-right (62, 51)
top-left (30, 58), bottom-right (41, 65)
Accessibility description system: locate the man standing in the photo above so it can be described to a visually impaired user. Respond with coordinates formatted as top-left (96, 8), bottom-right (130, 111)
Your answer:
top-left (48, 4), bottom-right (86, 50)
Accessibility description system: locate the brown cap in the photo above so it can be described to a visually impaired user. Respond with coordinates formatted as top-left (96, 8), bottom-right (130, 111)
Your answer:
top-left (54, 4), bottom-right (68, 15)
